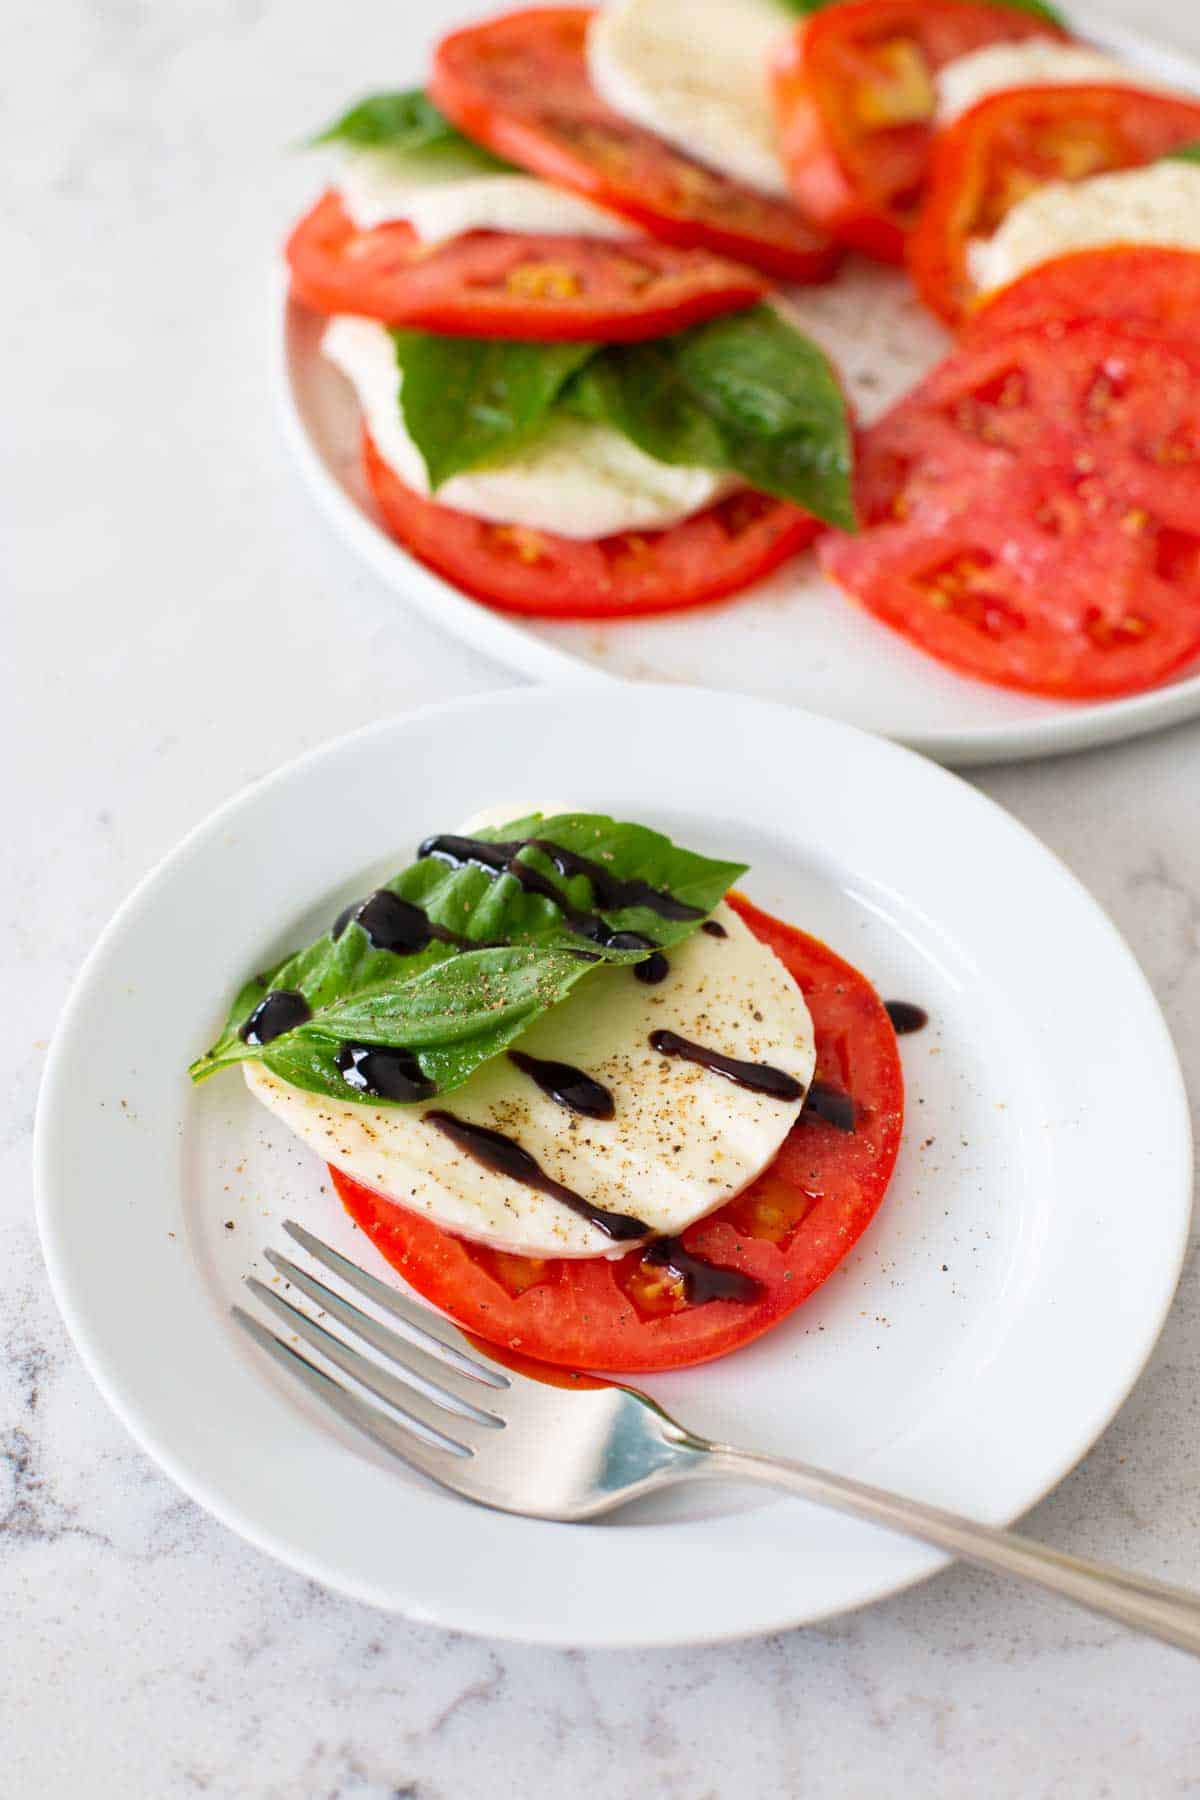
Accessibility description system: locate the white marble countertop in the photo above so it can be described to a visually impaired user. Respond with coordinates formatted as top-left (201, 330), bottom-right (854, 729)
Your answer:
top-left (7, 0), bottom-right (1200, 1793)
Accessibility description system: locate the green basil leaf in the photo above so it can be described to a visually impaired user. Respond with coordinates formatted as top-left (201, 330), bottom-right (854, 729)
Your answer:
top-left (189, 813), bottom-right (746, 1104)
top-left (563, 305), bottom-right (856, 530)
top-left (774, 0), bottom-right (1063, 19)
top-left (262, 946), bottom-right (594, 1103)
top-left (1164, 140), bottom-right (1200, 164)
top-left (310, 89), bottom-right (504, 165)
top-left (391, 332), bottom-right (599, 488)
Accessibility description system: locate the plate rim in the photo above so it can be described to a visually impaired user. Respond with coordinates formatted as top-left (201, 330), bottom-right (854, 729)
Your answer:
top-left (34, 686), bottom-right (1194, 1645)
top-left (273, 13), bottom-right (1200, 771)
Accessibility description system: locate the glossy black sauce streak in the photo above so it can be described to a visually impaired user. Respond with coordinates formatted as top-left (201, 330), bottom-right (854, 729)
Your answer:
top-left (507, 1050), bottom-right (614, 1120)
top-left (641, 1238), bottom-right (763, 1305)
top-left (335, 1042), bottom-right (436, 1102)
top-left (885, 1000), bottom-right (929, 1035)
top-left (805, 1081), bottom-right (856, 1132)
top-left (416, 832), bottom-right (694, 952)
top-left (701, 919), bottom-right (728, 938)
top-left (526, 839), bottom-right (705, 921)
top-left (239, 989), bottom-right (312, 1046)
top-left (425, 1110), bottom-right (648, 1242)
top-left (649, 1030), bottom-right (806, 1102)
top-left (333, 888), bottom-right (473, 954)
top-left (633, 950), bottom-right (670, 985)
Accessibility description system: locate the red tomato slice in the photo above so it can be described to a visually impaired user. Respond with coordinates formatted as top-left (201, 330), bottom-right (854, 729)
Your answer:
top-left (429, 7), bottom-right (840, 283)
top-left (910, 85), bottom-right (1200, 324)
top-left (771, 0), bottom-right (1063, 264)
top-left (285, 190), bottom-right (767, 341)
top-left (333, 892), bottom-right (905, 1374)
top-left (821, 321), bottom-right (1200, 698)
top-left (362, 429), bottom-right (817, 620)
top-left (964, 246), bottom-right (1200, 347)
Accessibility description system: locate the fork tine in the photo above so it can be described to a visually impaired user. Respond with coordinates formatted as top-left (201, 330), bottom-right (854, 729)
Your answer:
top-left (257, 1257), bottom-right (503, 1429)
top-left (282, 1219), bottom-right (508, 1389)
top-left (234, 1300), bottom-right (470, 1459)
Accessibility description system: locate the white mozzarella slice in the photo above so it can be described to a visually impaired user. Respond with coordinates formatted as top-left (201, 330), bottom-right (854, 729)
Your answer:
top-left (968, 160), bottom-right (1200, 295)
top-left (587, 0), bottom-right (791, 198)
top-left (936, 42), bottom-right (1183, 125)
top-left (338, 147), bottom-right (630, 241)
top-left (245, 901), bottom-right (817, 1259)
top-left (322, 315), bottom-right (739, 540)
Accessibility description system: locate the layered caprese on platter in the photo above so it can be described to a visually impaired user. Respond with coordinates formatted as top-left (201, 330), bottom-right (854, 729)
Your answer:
top-left (285, 0), bottom-right (1200, 698)
top-left (191, 810), bottom-right (919, 1372)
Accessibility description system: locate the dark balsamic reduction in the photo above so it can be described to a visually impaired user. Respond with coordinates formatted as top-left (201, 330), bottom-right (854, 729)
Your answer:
top-left (507, 1050), bottom-right (614, 1120)
top-left (333, 888), bottom-right (472, 955)
top-left (425, 1110), bottom-right (648, 1242)
top-left (649, 1029), bottom-right (806, 1102)
top-left (701, 920), bottom-right (728, 938)
top-left (239, 989), bottom-right (312, 1046)
top-left (641, 1238), bottom-right (763, 1305)
top-left (805, 1081), bottom-right (856, 1132)
top-left (525, 840), bottom-right (704, 922)
top-left (334, 1042), bottom-right (435, 1102)
top-left (885, 1000), bottom-right (929, 1035)
top-left (416, 833), bottom-right (693, 952)
top-left (633, 951), bottom-right (670, 985)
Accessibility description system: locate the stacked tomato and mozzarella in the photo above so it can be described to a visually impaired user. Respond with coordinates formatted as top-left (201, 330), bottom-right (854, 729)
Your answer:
top-left (223, 810), bottom-right (906, 1373)
top-left (250, 891), bottom-right (815, 1260)
top-left (284, 0), bottom-right (1200, 698)
top-left (285, 7), bottom-right (866, 623)
top-left (756, 0), bottom-right (1200, 699)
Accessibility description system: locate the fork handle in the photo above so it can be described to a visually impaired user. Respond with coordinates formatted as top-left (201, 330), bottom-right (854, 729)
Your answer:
top-left (696, 1445), bottom-right (1200, 1656)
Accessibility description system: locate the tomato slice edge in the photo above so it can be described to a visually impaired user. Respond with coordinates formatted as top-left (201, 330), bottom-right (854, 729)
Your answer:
top-left (362, 429), bottom-right (818, 621)
top-left (286, 190), bottom-right (768, 341)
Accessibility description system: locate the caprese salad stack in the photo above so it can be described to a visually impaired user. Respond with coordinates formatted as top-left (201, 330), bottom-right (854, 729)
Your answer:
top-left (287, 14), bottom-right (858, 622)
top-left (191, 811), bottom-right (910, 1372)
top-left (788, 3), bottom-right (1200, 698)
top-left (285, 0), bottom-right (1200, 697)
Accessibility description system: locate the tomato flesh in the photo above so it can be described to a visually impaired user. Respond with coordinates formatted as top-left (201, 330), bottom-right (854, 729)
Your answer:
top-left (821, 321), bottom-right (1200, 698)
top-left (909, 85), bottom-right (1200, 323)
top-left (332, 892), bottom-right (905, 1374)
top-left (965, 246), bottom-right (1200, 347)
top-left (286, 190), bottom-right (766, 341)
top-left (362, 429), bottom-right (817, 620)
top-left (771, 0), bottom-right (1062, 263)
top-left (430, 7), bottom-right (840, 283)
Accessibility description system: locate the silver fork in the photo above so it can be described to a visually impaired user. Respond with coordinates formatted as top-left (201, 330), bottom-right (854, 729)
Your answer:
top-left (236, 1221), bottom-right (1200, 1656)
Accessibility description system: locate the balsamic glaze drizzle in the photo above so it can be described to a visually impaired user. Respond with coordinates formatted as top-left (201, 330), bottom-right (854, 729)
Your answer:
top-left (641, 1238), bottom-right (763, 1305)
top-left (634, 951), bottom-right (670, 985)
top-left (239, 989), bottom-right (311, 1046)
top-left (416, 832), bottom-right (695, 952)
top-left (649, 1030), bottom-right (806, 1102)
top-left (334, 1042), bottom-right (435, 1102)
top-left (804, 1081), bottom-right (856, 1133)
top-left (425, 1110), bottom-right (649, 1242)
top-left (333, 888), bottom-right (473, 955)
top-left (885, 1000), bottom-right (929, 1035)
top-left (507, 1050), bottom-right (615, 1120)
top-left (701, 919), bottom-right (728, 938)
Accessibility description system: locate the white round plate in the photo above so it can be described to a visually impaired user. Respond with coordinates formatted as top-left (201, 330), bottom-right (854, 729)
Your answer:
top-left (277, 19), bottom-right (1200, 769)
top-left (36, 687), bottom-right (1191, 1646)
